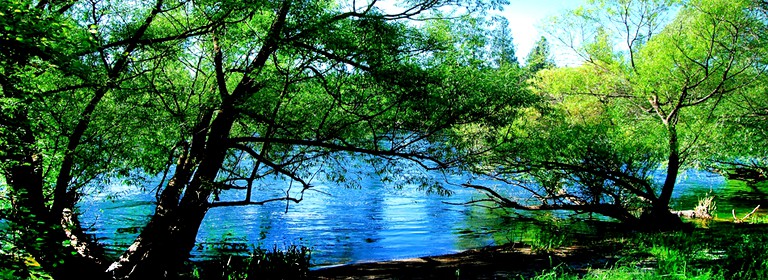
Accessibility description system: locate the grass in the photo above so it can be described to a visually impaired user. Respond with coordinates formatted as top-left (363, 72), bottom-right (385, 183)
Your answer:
top-left (526, 222), bottom-right (768, 280)
top-left (184, 244), bottom-right (312, 280)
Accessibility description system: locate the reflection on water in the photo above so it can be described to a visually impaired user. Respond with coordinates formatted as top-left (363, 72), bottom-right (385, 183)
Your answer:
top-left (197, 181), bottom-right (477, 266)
top-left (78, 174), bottom-right (503, 267)
top-left (78, 169), bottom-right (768, 267)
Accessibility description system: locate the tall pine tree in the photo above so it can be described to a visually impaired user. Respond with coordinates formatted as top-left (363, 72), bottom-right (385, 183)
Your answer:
top-left (524, 36), bottom-right (555, 73)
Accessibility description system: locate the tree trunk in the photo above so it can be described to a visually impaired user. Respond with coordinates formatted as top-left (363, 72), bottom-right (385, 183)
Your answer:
top-left (640, 124), bottom-right (686, 230)
top-left (106, 178), bottom-right (223, 279)
top-left (657, 124), bottom-right (680, 210)
top-left (3, 105), bottom-right (47, 218)
top-left (109, 108), bottom-right (236, 279)
top-left (2, 109), bottom-right (111, 278)
top-left (105, 201), bottom-right (210, 279)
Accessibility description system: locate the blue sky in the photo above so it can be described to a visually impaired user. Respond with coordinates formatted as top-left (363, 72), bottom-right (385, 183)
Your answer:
top-left (374, 0), bottom-right (583, 64)
top-left (501, 0), bottom-right (581, 63)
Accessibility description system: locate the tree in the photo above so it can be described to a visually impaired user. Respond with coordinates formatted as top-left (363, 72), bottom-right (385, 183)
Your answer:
top-left (704, 2), bottom-right (768, 184)
top-left (1, 0), bottom-right (526, 279)
top-left (706, 71), bottom-right (768, 185)
top-left (1, 0), bottom-right (166, 276)
top-left (490, 16), bottom-right (520, 68)
top-left (462, 0), bottom-right (768, 227)
top-left (524, 36), bottom-right (555, 74)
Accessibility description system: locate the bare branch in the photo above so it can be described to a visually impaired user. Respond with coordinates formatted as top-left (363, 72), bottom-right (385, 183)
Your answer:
top-left (208, 196), bottom-right (301, 208)
top-left (733, 205), bottom-right (760, 223)
top-left (230, 143), bottom-right (312, 190)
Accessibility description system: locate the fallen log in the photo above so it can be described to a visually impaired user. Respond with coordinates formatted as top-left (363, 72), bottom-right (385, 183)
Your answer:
top-left (671, 195), bottom-right (716, 219)
top-left (671, 209), bottom-right (712, 219)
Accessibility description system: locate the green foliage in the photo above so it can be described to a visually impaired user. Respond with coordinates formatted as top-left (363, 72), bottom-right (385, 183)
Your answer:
top-left (526, 220), bottom-right (575, 253)
top-left (0, 197), bottom-right (63, 280)
top-left (485, 62), bottom-right (662, 219)
top-left (490, 16), bottom-right (520, 68)
top-left (471, 0), bottom-right (768, 224)
top-left (0, 236), bottom-right (53, 280)
top-left (524, 37), bottom-right (555, 73)
top-left (529, 226), bottom-right (768, 280)
top-left (186, 245), bottom-right (312, 280)
top-left (2, 0), bottom-right (531, 277)
top-left (720, 234), bottom-right (768, 279)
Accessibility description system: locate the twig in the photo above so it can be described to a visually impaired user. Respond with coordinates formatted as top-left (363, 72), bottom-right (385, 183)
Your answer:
top-left (733, 205), bottom-right (760, 223)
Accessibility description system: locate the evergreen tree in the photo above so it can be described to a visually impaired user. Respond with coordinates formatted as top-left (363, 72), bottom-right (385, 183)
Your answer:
top-left (524, 36), bottom-right (555, 73)
top-left (490, 16), bottom-right (520, 67)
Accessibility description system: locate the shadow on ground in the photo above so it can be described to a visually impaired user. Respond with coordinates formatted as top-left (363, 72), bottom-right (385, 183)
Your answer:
top-left (310, 242), bottom-right (619, 279)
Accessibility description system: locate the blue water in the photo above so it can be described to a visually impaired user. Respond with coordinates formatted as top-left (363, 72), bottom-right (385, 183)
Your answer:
top-left (77, 169), bottom-right (763, 267)
top-left (78, 170), bottom-right (514, 267)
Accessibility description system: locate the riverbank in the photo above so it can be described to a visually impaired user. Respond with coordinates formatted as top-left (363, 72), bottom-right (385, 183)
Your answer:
top-left (310, 221), bottom-right (768, 280)
top-left (311, 242), bottom-right (615, 279)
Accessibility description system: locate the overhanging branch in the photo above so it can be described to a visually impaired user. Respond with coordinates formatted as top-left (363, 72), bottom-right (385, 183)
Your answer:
top-left (227, 136), bottom-right (448, 168)
top-left (207, 196), bottom-right (301, 208)
top-left (229, 143), bottom-right (312, 190)
top-left (461, 184), bottom-right (640, 223)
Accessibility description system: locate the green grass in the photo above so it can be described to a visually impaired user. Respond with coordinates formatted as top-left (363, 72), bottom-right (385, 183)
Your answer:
top-left (527, 222), bottom-right (768, 280)
top-left (183, 244), bottom-right (312, 280)
top-left (526, 222), bottom-right (574, 253)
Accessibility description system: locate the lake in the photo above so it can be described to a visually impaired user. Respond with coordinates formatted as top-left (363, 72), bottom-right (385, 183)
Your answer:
top-left (77, 169), bottom-right (766, 267)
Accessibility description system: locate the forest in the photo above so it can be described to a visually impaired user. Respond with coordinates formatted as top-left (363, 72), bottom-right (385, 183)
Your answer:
top-left (1, 0), bottom-right (768, 279)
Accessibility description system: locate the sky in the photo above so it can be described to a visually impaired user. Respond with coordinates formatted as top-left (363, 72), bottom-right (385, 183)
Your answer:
top-left (500, 0), bottom-right (581, 64)
top-left (374, 0), bottom-right (584, 65)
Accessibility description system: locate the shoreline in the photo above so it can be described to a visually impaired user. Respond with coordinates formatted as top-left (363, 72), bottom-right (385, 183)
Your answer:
top-left (310, 242), bottom-right (614, 279)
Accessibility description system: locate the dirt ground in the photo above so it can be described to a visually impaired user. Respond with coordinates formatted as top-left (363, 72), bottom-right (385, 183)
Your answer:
top-left (309, 242), bottom-right (619, 280)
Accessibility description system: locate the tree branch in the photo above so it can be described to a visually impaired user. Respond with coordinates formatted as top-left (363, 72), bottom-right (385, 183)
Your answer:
top-left (213, 32), bottom-right (230, 100)
top-left (228, 136), bottom-right (447, 168)
top-left (208, 196), bottom-right (301, 208)
top-left (229, 143), bottom-right (312, 190)
top-left (461, 184), bottom-right (640, 223)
